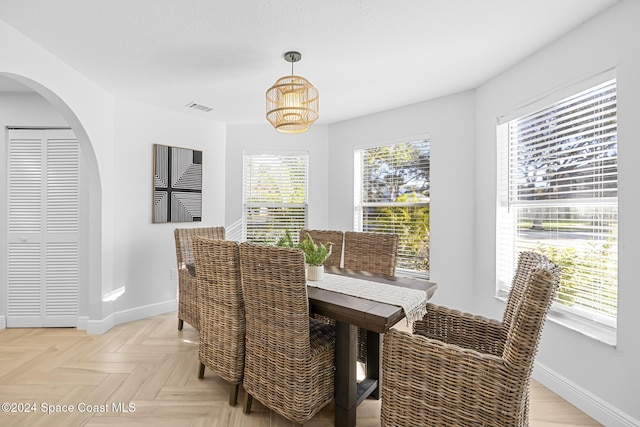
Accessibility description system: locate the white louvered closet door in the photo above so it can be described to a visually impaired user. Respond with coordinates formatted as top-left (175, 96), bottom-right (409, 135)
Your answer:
top-left (7, 129), bottom-right (79, 327)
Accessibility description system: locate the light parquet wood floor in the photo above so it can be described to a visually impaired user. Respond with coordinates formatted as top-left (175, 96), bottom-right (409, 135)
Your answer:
top-left (0, 312), bottom-right (601, 426)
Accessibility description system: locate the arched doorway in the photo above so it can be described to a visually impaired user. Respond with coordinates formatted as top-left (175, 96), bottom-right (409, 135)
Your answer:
top-left (0, 73), bottom-right (103, 330)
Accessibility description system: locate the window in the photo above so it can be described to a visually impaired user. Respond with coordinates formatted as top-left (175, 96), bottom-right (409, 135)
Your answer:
top-left (242, 152), bottom-right (308, 243)
top-left (497, 78), bottom-right (618, 332)
top-left (355, 139), bottom-right (430, 276)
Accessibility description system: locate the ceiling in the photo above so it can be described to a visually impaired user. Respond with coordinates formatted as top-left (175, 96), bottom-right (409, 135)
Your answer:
top-left (0, 0), bottom-right (619, 125)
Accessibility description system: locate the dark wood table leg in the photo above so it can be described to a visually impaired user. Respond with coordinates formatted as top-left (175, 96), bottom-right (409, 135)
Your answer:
top-left (365, 330), bottom-right (382, 399)
top-left (335, 321), bottom-right (358, 427)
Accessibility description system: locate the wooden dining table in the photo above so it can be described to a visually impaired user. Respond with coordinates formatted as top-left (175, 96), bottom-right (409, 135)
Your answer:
top-left (309, 266), bottom-right (437, 427)
top-left (186, 262), bottom-right (437, 427)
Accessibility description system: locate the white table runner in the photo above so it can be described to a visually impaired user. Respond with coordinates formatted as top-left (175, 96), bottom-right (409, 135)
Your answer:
top-left (307, 273), bottom-right (427, 325)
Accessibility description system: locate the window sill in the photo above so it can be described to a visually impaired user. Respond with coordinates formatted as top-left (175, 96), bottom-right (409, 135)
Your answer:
top-left (494, 295), bottom-right (616, 347)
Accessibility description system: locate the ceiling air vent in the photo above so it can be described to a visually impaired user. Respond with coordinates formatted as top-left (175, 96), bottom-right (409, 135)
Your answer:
top-left (185, 102), bottom-right (213, 112)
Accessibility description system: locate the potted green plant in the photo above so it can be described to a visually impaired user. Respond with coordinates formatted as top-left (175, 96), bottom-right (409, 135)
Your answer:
top-left (297, 233), bottom-right (333, 281)
top-left (275, 231), bottom-right (333, 280)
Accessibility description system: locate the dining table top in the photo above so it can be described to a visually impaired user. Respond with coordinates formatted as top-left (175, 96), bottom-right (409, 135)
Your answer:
top-left (307, 266), bottom-right (437, 334)
top-left (185, 262), bottom-right (437, 333)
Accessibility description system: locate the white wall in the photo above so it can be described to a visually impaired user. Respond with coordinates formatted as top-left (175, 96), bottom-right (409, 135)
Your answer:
top-left (0, 18), bottom-right (115, 326)
top-left (112, 98), bottom-right (227, 315)
top-left (0, 18), bottom-right (228, 331)
top-left (328, 91), bottom-right (477, 311)
top-left (225, 124), bottom-right (330, 240)
top-left (475, 1), bottom-right (639, 424)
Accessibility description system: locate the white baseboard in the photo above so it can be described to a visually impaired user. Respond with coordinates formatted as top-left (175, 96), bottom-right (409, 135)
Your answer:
top-left (86, 313), bottom-right (115, 334)
top-left (84, 299), bottom-right (177, 335)
top-left (1, 300), bottom-right (177, 334)
top-left (113, 299), bottom-right (177, 326)
top-left (76, 316), bottom-right (89, 330)
top-left (534, 361), bottom-right (640, 427)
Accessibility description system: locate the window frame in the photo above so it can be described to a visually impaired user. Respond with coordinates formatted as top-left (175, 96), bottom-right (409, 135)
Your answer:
top-left (496, 70), bottom-right (618, 344)
top-left (241, 150), bottom-right (309, 244)
top-left (354, 136), bottom-right (431, 278)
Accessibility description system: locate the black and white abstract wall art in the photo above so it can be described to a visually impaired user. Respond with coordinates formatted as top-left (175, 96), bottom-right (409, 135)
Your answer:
top-left (153, 144), bottom-right (202, 223)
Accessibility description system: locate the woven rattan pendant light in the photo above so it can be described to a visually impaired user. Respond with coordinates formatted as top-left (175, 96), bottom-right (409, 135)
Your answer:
top-left (266, 51), bottom-right (319, 133)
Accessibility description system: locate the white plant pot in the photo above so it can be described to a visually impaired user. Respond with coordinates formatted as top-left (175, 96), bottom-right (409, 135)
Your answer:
top-left (306, 264), bottom-right (325, 281)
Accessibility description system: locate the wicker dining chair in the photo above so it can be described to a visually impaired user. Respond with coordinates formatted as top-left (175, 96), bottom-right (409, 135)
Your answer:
top-left (192, 237), bottom-right (245, 406)
top-left (343, 231), bottom-right (399, 363)
top-left (381, 252), bottom-right (560, 426)
top-left (299, 229), bottom-right (344, 268)
top-left (239, 242), bottom-right (335, 426)
top-left (343, 231), bottom-right (399, 276)
top-left (174, 226), bottom-right (225, 331)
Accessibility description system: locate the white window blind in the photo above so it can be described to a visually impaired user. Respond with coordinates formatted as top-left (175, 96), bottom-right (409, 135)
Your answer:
top-left (242, 153), bottom-right (308, 243)
top-left (497, 78), bottom-right (617, 328)
top-left (355, 139), bottom-right (430, 275)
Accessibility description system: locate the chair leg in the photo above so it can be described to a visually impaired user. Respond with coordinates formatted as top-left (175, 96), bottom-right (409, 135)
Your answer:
top-left (198, 362), bottom-right (205, 379)
top-left (229, 383), bottom-right (240, 406)
top-left (243, 392), bottom-right (253, 414)
top-left (178, 318), bottom-right (184, 331)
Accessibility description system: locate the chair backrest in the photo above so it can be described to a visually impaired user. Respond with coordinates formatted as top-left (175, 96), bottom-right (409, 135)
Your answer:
top-left (174, 226), bottom-right (225, 267)
top-left (343, 231), bottom-right (399, 276)
top-left (502, 256), bottom-right (559, 383)
top-left (192, 237), bottom-right (244, 384)
top-left (299, 229), bottom-right (344, 268)
top-left (502, 251), bottom-right (550, 328)
top-left (239, 242), bottom-right (312, 358)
